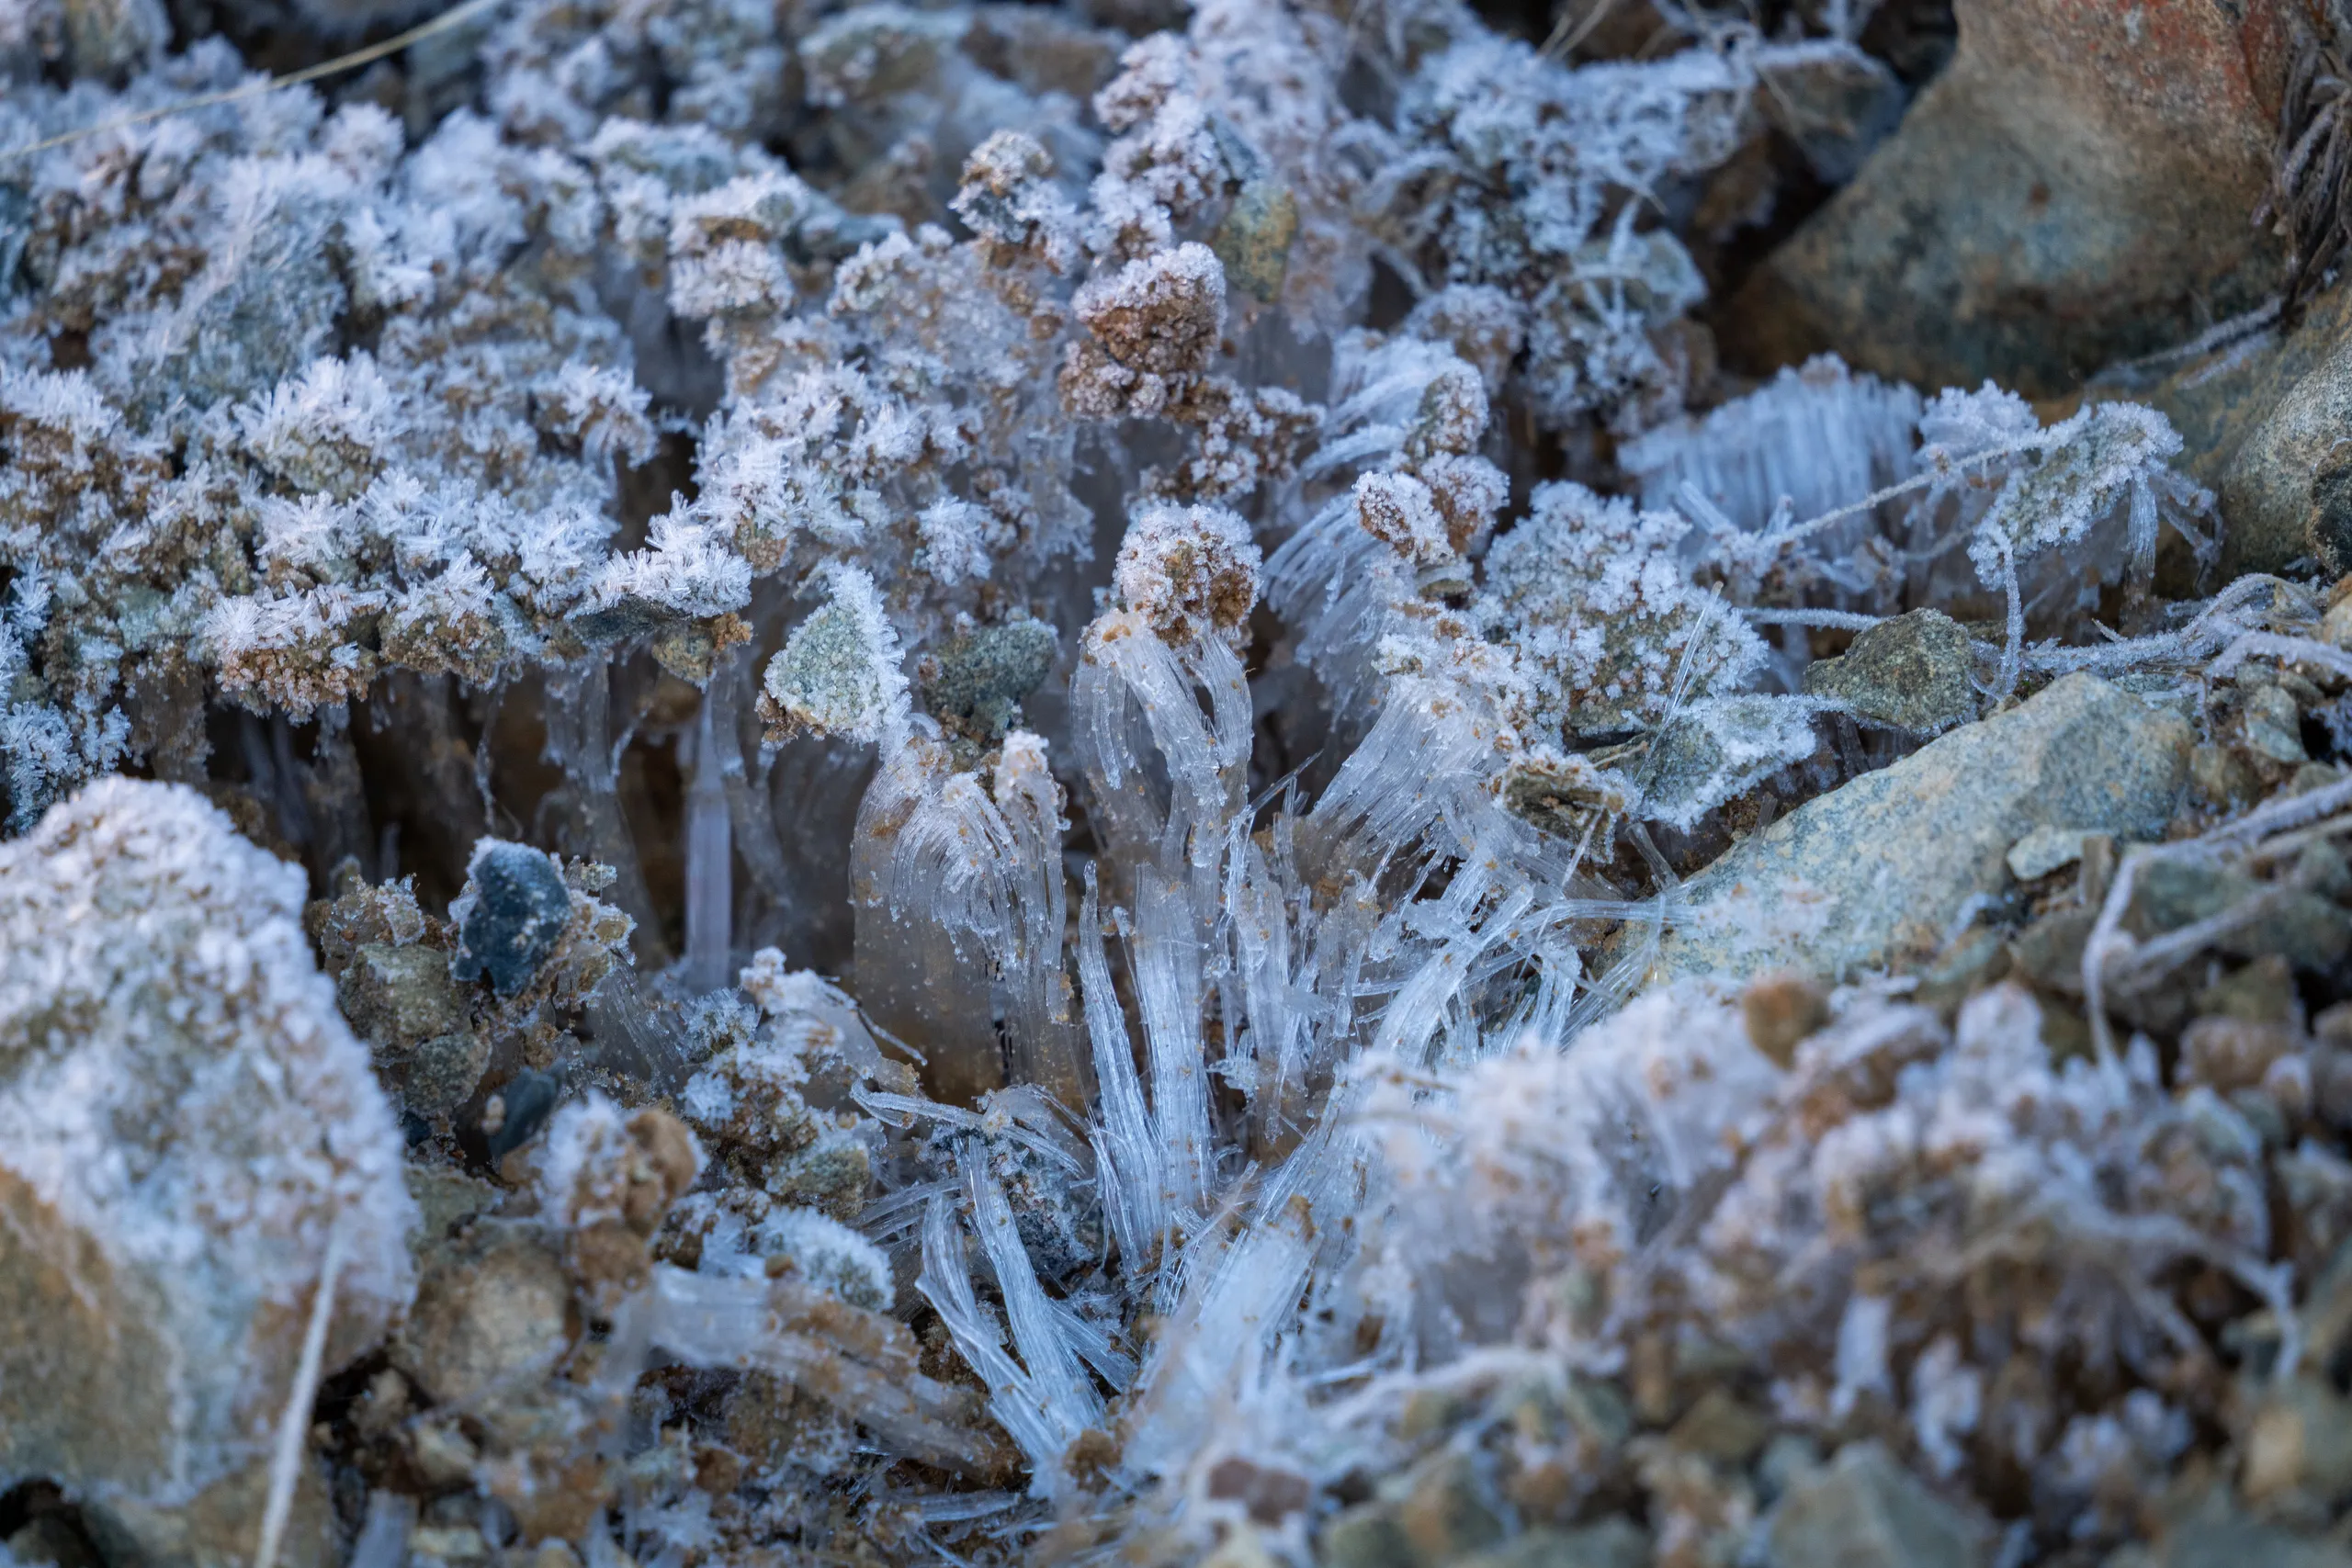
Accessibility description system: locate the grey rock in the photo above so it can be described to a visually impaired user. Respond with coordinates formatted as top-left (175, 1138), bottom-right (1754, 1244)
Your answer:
top-left (2245, 682), bottom-right (2311, 765)
top-left (1802, 610), bottom-right (1977, 734)
top-left (1766, 1442), bottom-right (1993, 1568)
top-left (2129, 859), bottom-right (2351, 972)
top-left (919, 619), bottom-right (1059, 744)
top-left (1646, 673), bottom-right (2190, 984)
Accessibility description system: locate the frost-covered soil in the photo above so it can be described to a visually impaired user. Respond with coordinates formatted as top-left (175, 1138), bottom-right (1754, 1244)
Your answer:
top-left (7, 0), bottom-right (2352, 1563)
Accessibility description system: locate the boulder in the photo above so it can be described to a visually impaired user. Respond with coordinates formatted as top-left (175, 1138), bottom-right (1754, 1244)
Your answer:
top-left (0, 779), bottom-right (416, 1567)
top-left (1728, 0), bottom-right (2286, 398)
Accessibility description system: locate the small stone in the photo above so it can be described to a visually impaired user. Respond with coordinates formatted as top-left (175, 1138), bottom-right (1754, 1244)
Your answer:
top-left (1801, 610), bottom-right (1977, 734)
top-left (406, 1417), bottom-right (480, 1488)
top-left (340, 942), bottom-right (471, 1045)
top-left (1668, 1387), bottom-right (1772, 1466)
top-left (1392, 1450), bottom-right (1506, 1562)
top-left (1647, 674), bottom-right (2190, 984)
top-left (484, 1067), bottom-right (561, 1160)
top-left (452, 840), bottom-right (574, 998)
top-left (2196, 953), bottom-right (2300, 1026)
top-left (403, 1029), bottom-right (491, 1117)
top-left (1201, 1521), bottom-right (1286, 1568)
top-left (2190, 744), bottom-right (2261, 810)
top-left (1741, 972), bottom-right (1829, 1067)
top-left (2244, 682), bottom-right (2311, 765)
top-left (1913, 926), bottom-right (2013, 1016)
top-left (6, 1516), bottom-right (104, 1568)
top-left (2322, 596), bottom-right (2352, 651)
top-left (393, 1220), bottom-right (574, 1405)
top-left (1766, 1441), bottom-right (1993, 1568)
top-left (2245, 1377), bottom-right (2352, 1508)
top-left (1499, 750), bottom-right (1630, 840)
top-left (406, 1160), bottom-right (499, 1243)
top-left (2148, 1482), bottom-right (2352, 1568)
top-left (1205, 1456), bottom-right (1316, 1527)
top-left (1320, 1505), bottom-right (1419, 1568)
top-left (2180, 1015), bottom-right (2301, 1094)
top-left (2007, 825), bottom-right (2090, 883)
top-left (919, 619), bottom-right (1058, 744)
top-left (1755, 1435), bottom-right (1824, 1504)
top-left (2007, 908), bottom-right (2094, 996)
top-left (1211, 178), bottom-right (1299, 304)
top-left (2129, 860), bottom-right (2352, 972)
top-left (411, 1525), bottom-right (491, 1564)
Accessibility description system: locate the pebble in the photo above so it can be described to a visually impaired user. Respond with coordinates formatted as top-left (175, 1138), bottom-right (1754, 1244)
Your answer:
top-left (1802, 609), bottom-right (1978, 734)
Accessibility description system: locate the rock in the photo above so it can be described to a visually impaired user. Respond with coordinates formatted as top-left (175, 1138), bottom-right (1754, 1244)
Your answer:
top-left (1766, 1441), bottom-right (1993, 1568)
top-left (1322, 1450), bottom-right (1510, 1568)
top-left (2244, 682), bottom-right (2311, 764)
top-left (392, 1219), bottom-right (574, 1405)
top-left (338, 942), bottom-right (470, 1045)
top-left (405, 1160), bottom-right (500, 1244)
top-left (2241, 1377), bottom-right (2352, 1506)
top-left (402, 1029), bottom-right (491, 1118)
top-left (1321, 1506), bottom-right (1419, 1568)
top-left (1391, 1450), bottom-right (1507, 1563)
top-left (0, 779), bottom-right (415, 1568)
top-left (2146, 1483), bottom-right (2352, 1568)
top-left (1646, 673), bottom-right (2190, 984)
top-left (1801, 610), bottom-right (1977, 734)
top-left (917, 619), bottom-right (1059, 744)
top-left (2007, 824), bottom-right (2090, 882)
top-left (1728, 0), bottom-right (2283, 398)
top-left (1668, 1387), bottom-right (1772, 1466)
top-left (484, 1066), bottom-right (561, 1161)
top-left (6, 1512), bottom-right (104, 1568)
top-left (337, 942), bottom-right (485, 1118)
top-left (1741, 972), bottom-right (1830, 1067)
top-left (2128, 859), bottom-right (2351, 972)
top-left (2099, 284), bottom-right (2352, 575)
top-left (1453, 1520), bottom-right (1654, 1568)
top-left (451, 840), bottom-right (574, 998)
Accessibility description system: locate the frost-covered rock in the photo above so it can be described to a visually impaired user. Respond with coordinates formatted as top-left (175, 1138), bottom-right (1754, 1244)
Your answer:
top-left (0, 778), bottom-right (414, 1560)
top-left (1647, 672), bottom-right (2192, 982)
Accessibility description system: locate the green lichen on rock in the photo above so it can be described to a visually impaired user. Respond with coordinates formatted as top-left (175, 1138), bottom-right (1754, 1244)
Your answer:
top-left (1802, 608), bottom-right (1978, 734)
top-left (919, 619), bottom-right (1058, 743)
